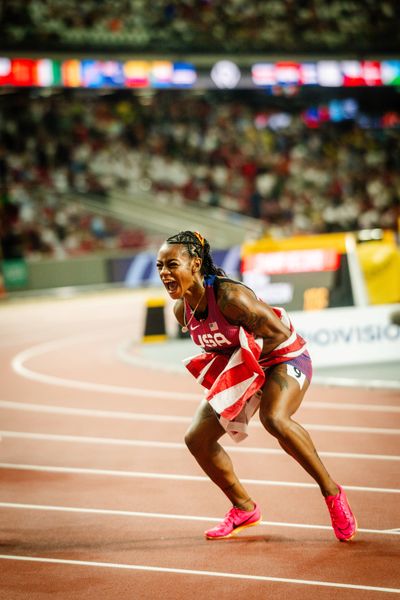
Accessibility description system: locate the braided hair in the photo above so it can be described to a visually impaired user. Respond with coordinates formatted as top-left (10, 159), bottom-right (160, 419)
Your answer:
top-left (166, 231), bottom-right (226, 277)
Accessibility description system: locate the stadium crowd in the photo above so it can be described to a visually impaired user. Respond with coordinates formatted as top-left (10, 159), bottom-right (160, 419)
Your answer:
top-left (1, 90), bottom-right (399, 258)
top-left (2, 0), bottom-right (399, 53)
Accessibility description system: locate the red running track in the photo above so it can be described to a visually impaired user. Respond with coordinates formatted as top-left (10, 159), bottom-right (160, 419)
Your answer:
top-left (0, 290), bottom-right (399, 599)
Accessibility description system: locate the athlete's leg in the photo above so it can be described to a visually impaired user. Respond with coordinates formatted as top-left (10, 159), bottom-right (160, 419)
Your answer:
top-left (259, 364), bottom-right (338, 497)
top-left (185, 399), bottom-right (255, 510)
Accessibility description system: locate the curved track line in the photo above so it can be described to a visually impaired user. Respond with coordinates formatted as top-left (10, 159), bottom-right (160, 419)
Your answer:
top-left (119, 340), bottom-right (400, 390)
top-left (11, 337), bottom-right (400, 409)
top-left (0, 400), bottom-right (191, 423)
top-left (0, 555), bottom-right (399, 594)
top-left (1, 463), bottom-right (398, 494)
top-left (11, 337), bottom-right (198, 401)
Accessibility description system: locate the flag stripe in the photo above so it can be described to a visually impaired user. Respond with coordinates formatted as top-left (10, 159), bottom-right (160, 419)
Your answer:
top-left (184, 320), bottom-right (307, 422)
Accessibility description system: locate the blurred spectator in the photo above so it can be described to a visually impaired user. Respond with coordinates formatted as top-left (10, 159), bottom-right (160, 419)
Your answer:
top-left (1, 0), bottom-right (399, 53)
top-left (0, 89), bottom-right (399, 258)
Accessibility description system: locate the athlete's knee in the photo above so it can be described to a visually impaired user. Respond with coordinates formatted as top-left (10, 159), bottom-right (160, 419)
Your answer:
top-left (184, 427), bottom-right (216, 457)
top-left (184, 427), bottom-right (221, 459)
top-left (184, 428), bottom-right (202, 455)
top-left (259, 409), bottom-right (289, 439)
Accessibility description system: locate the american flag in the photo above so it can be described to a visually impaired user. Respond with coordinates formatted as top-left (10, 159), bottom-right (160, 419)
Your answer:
top-left (183, 327), bottom-right (265, 421)
top-left (209, 321), bottom-right (219, 331)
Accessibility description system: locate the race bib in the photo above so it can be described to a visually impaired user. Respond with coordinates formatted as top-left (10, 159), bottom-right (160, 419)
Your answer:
top-left (286, 364), bottom-right (306, 390)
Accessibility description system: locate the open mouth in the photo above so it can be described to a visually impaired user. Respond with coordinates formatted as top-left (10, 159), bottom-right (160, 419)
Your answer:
top-left (164, 281), bottom-right (179, 294)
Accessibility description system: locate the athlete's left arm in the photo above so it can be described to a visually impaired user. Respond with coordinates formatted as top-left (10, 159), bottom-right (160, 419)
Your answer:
top-left (217, 281), bottom-right (291, 355)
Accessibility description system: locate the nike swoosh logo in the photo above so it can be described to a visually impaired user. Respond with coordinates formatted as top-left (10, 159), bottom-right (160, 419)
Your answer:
top-left (191, 325), bottom-right (201, 330)
top-left (233, 512), bottom-right (258, 529)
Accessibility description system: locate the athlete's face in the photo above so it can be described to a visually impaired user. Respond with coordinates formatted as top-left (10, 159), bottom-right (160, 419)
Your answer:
top-left (156, 243), bottom-right (201, 299)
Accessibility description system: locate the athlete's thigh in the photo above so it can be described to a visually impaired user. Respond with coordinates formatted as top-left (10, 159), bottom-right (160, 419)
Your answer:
top-left (259, 363), bottom-right (310, 419)
top-left (186, 399), bottom-right (226, 443)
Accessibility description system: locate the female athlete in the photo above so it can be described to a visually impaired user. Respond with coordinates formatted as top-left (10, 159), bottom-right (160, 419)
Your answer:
top-left (156, 230), bottom-right (357, 542)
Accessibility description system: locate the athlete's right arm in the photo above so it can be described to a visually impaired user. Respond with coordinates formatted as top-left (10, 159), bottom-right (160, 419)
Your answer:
top-left (217, 280), bottom-right (291, 355)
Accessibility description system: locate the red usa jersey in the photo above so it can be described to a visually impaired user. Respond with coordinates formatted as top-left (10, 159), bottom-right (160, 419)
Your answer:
top-left (185, 275), bottom-right (307, 364)
top-left (185, 275), bottom-right (241, 352)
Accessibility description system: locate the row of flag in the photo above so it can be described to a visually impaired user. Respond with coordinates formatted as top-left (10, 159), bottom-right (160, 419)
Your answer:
top-left (0, 58), bottom-right (197, 88)
top-left (1, 57), bottom-right (399, 89)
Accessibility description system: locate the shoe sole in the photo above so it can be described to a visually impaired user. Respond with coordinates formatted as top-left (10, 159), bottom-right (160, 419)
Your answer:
top-left (205, 518), bottom-right (261, 540)
top-left (338, 517), bottom-right (358, 542)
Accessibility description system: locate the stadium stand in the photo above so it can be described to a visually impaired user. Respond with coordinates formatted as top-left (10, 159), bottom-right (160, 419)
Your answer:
top-left (1, 0), bottom-right (399, 54)
top-left (1, 1), bottom-right (399, 260)
top-left (1, 89), bottom-right (399, 258)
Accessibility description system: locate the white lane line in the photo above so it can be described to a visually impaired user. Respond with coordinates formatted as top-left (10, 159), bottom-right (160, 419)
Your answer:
top-left (304, 424), bottom-right (400, 435)
top-left (0, 463), bottom-right (398, 494)
top-left (0, 401), bottom-right (191, 424)
top-left (312, 374), bottom-right (400, 390)
top-left (0, 555), bottom-right (399, 594)
top-left (2, 431), bottom-right (399, 462)
top-left (383, 528), bottom-right (400, 533)
top-left (1, 401), bottom-right (399, 436)
top-left (303, 401), bottom-right (400, 414)
top-left (12, 341), bottom-right (196, 401)
top-left (0, 502), bottom-right (398, 537)
top-left (11, 337), bottom-right (400, 409)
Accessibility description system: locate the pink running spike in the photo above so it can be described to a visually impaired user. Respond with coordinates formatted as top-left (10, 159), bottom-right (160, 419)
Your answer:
top-left (325, 484), bottom-right (357, 542)
top-left (204, 503), bottom-right (261, 540)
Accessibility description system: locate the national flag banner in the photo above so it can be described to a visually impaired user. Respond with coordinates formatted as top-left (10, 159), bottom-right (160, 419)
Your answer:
top-left (36, 59), bottom-right (62, 87)
top-left (62, 60), bottom-right (82, 87)
top-left (362, 61), bottom-right (382, 86)
top-left (172, 62), bottom-right (197, 87)
top-left (10, 59), bottom-right (36, 86)
top-left (183, 327), bottom-right (265, 421)
top-left (341, 60), bottom-right (365, 86)
top-left (123, 61), bottom-right (149, 88)
top-left (275, 62), bottom-right (300, 86)
top-left (151, 61), bottom-right (173, 87)
top-left (381, 60), bottom-right (400, 86)
top-left (251, 63), bottom-right (276, 86)
top-left (0, 58), bottom-right (13, 85)
top-left (209, 322), bottom-right (219, 331)
top-left (81, 60), bottom-right (103, 88)
top-left (300, 62), bottom-right (318, 85)
top-left (317, 61), bottom-right (343, 87)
